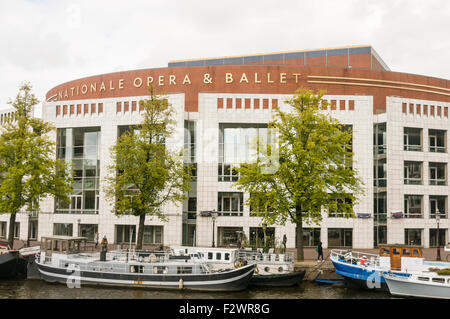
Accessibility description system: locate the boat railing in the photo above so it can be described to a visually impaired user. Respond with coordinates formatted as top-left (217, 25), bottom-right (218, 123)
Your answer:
top-left (107, 249), bottom-right (171, 263)
top-left (330, 249), bottom-right (380, 267)
top-left (238, 250), bottom-right (294, 263)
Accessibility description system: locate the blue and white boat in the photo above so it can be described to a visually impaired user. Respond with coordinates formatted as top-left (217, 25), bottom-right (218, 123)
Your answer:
top-left (330, 244), bottom-right (450, 290)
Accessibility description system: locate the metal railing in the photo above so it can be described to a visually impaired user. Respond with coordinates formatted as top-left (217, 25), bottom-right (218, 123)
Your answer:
top-left (330, 249), bottom-right (380, 267)
top-left (238, 250), bottom-right (294, 263)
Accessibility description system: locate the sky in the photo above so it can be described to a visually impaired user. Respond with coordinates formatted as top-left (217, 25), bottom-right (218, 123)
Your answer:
top-left (0, 0), bottom-right (449, 115)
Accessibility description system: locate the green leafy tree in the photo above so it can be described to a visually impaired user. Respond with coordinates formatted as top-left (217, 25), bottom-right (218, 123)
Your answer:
top-left (0, 83), bottom-right (74, 249)
top-left (104, 86), bottom-right (191, 250)
top-left (236, 88), bottom-right (363, 261)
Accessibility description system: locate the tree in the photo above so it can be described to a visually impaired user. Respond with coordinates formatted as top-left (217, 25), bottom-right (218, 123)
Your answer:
top-left (0, 83), bottom-right (74, 249)
top-left (104, 86), bottom-right (191, 250)
top-left (236, 88), bottom-right (363, 261)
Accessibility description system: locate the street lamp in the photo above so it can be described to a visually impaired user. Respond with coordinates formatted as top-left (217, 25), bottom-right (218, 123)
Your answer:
top-left (436, 210), bottom-right (441, 261)
top-left (211, 210), bottom-right (218, 247)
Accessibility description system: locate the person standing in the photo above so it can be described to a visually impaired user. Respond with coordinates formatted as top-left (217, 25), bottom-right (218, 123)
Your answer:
top-left (237, 237), bottom-right (242, 249)
top-left (317, 242), bottom-right (324, 262)
top-left (282, 234), bottom-right (287, 253)
top-left (101, 235), bottom-right (108, 253)
top-left (94, 232), bottom-right (99, 248)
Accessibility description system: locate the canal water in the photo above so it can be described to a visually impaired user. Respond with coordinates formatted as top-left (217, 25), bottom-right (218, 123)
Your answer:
top-left (0, 279), bottom-right (394, 299)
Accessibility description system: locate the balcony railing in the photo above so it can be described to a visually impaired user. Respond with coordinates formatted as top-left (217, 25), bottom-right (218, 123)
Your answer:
top-left (404, 178), bottom-right (422, 185)
top-left (430, 179), bottom-right (446, 186)
top-left (429, 146), bottom-right (446, 153)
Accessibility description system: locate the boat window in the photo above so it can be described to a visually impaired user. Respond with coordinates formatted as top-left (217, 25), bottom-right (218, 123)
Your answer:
top-left (392, 248), bottom-right (400, 255)
top-left (130, 265), bottom-right (144, 273)
top-left (177, 266), bottom-right (193, 274)
top-left (412, 249), bottom-right (420, 257)
top-left (380, 248), bottom-right (390, 255)
top-left (153, 266), bottom-right (164, 274)
top-left (208, 252), bottom-right (213, 260)
top-left (216, 252), bottom-right (221, 260)
top-left (431, 278), bottom-right (445, 284)
top-left (402, 248), bottom-right (410, 256)
top-left (225, 253), bottom-right (230, 261)
top-left (417, 277), bottom-right (429, 281)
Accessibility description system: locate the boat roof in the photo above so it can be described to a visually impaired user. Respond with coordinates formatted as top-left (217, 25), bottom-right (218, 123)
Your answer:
top-left (379, 244), bottom-right (423, 249)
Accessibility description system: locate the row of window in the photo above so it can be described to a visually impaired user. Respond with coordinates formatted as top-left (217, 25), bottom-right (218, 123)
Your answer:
top-left (56, 103), bottom-right (104, 117)
top-left (404, 128), bottom-right (446, 152)
top-left (402, 102), bottom-right (448, 118)
top-left (403, 161), bottom-right (447, 185)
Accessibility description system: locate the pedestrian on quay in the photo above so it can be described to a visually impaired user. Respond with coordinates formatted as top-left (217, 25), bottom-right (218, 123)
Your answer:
top-left (237, 237), bottom-right (242, 249)
top-left (101, 235), bottom-right (108, 253)
top-left (282, 234), bottom-right (287, 253)
top-left (316, 241), bottom-right (324, 262)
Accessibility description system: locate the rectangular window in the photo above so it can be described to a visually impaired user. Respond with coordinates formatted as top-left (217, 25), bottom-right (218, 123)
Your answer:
top-left (143, 226), bottom-right (163, 244)
top-left (327, 228), bottom-right (352, 247)
top-left (14, 222), bottom-right (20, 239)
top-left (249, 227), bottom-right (275, 248)
top-left (53, 223), bottom-right (73, 236)
top-left (115, 225), bottom-right (136, 244)
top-left (429, 229), bottom-right (446, 247)
top-left (302, 228), bottom-right (321, 247)
top-left (217, 227), bottom-right (243, 247)
top-left (218, 192), bottom-right (243, 216)
top-left (78, 224), bottom-right (98, 242)
top-left (218, 163), bottom-right (239, 182)
top-left (184, 121), bottom-right (196, 164)
top-left (405, 229), bottom-right (422, 246)
top-left (0, 221), bottom-right (6, 238)
top-left (374, 192), bottom-right (387, 222)
top-left (429, 163), bottom-right (446, 186)
top-left (374, 225), bottom-right (387, 247)
top-left (404, 195), bottom-right (423, 218)
top-left (55, 127), bottom-right (101, 215)
top-left (429, 129), bottom-right (446, 153)
top-left (403, 127), bottom-right (422, 151)
top-left (328, 196), bottom-right (353, 218)
top-left (404, 161), bottom-right (422, 185)
top-left (429, 196), bottom-right (447, 218)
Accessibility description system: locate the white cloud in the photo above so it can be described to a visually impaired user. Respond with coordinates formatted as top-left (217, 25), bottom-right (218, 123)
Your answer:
top-left (0, 0), bottom-right (448, 109)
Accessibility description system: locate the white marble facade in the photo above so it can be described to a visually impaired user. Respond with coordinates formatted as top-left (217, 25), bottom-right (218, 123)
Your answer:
top-left (0, 93), bottom-right (448, 249)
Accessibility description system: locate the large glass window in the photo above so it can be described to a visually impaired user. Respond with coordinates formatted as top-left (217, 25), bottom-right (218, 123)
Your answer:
top-left (328, 196), bottom-right (353, 218)
top-left (429, 196), bottom-right (447, 219)
top-left (115, 225), bottom-right (136, 244)
top-left (404, 161), bottom-right (422, 185)
top-left (328, 228), bottom-right (352, 247)
top-left (404, 195), bottom-right (423, 218)
top-left (143, 226), bottom-right (163, 244)
top-left (403, 127), bottom-right (422, 151)
top-left (405, 229), bottom-right (422, 245)
top-left (218, 124), bottom-right (276, 181)
top-left (184, 121), bottom-right (196, 163)
top-left (217, 227), bottom-right (243, 247)
top-left (429, 129), bottom-right (446, 153)
top-left (78, 224), bottom-right (98, 242)
top-left (302, 228), bottom-right (321, 247)
top-left (374, 226), bottom-right (387, 247)
top-left (56, 127), bottom-right (101, 214)
top-left (429, 229), bottom-right (446, 247)
top-left (0, 221), bottom-right (6, 238)
top-left (374, 123), bottom-right (387, 155)
top-left (429, 163), bottom-right (446, 186)
top-left (53, 223), bottom-right (73, 236)
top-left (374, 192), bottom-right (387, 222)
top-left (249, 227), bottom-right (275, 248)
top-left (218, 192), bottom-right (243, 216)
top-left (374, 158), bottom-right (387, 187)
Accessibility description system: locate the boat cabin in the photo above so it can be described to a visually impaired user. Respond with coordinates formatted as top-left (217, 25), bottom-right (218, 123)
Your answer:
top-left (40, 236), bottom-right (88, 257)
top-left (378, 244), bottom-right (423, 270)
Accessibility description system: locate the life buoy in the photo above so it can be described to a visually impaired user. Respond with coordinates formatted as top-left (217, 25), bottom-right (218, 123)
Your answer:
top-left (234, 260), bottom-right (241, 268)
top-left (148, 254), bottom-right (157, 263)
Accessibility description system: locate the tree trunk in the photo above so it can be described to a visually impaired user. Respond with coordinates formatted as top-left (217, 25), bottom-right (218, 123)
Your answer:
top-left (295, 206), bottom-right (304, 261)
top-left (136, 214), bottom-right (146, 250)
top-left (8, 212), bottom-right (17, 250)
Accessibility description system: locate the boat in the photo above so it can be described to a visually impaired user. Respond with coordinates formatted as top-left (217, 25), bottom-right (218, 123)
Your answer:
top-left (171, 246), bottom-right (305, 287)
top-left (330, 244), bottom-right (450, 290)
top-left (35, 236), bottom-right (255, 292)
top-left (0, 250), bottom-right (23, 279)
top-left (383, 271), bottom-right (450, 299)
